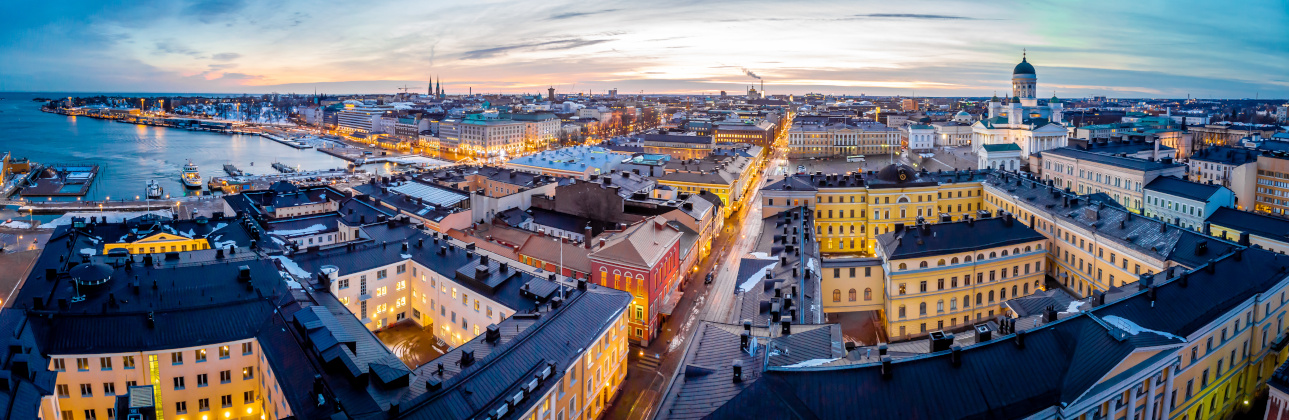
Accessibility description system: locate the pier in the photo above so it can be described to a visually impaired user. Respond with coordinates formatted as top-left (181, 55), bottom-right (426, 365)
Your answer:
top-left (223, 164), bottom-right (243, 176)
top-left (16, 195), bottom-right (212, 214)
top-left (20, 163), bottom-right (101, 197)
top-left (207, 168), bottom-right (366, 193)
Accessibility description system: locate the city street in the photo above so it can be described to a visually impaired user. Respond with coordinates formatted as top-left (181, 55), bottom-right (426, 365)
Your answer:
top-left (606, 130), bottom-right (790, 420)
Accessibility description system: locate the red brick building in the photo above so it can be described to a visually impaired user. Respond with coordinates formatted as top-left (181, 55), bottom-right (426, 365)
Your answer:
top-left (589, 217), bottom-right (683, 345)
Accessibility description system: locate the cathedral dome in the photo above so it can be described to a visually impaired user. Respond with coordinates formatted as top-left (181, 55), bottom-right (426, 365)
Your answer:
top-left (956, 110), bottom-right (971, 118)
top-left (1013, 57), bottom-right (1035, 75)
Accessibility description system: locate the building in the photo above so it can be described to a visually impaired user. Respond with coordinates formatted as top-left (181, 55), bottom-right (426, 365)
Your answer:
top-left (787, 119), bottom-right (900, 158)
top-left (932, 119), bottom-right (973, 147)
top-left (1257, 152), bottom-right (1289, 215)
top-left (876, 215), bottom-right (1048, 339)
top-left (971, 54), bottom-right (1071, 157)
top-left (418, 166), bottom-right (560, 223)
top-left (713, 120), bottom-right (775, 147)
top-left (1205, 207), bottom-right (1289, 254)
top-left (588, 217), bottom-right (683, 345)
top-left (336, 103), bottom-right (393, 135)
top-left (510, 112), bottom-right (560, 151)
top-left (1188, 146), bottom-right (1259, 209)
top-left (641, 133), bottom-right (715, 160)
top-left (1142, 176), bottom-right (1234, 231)
top-left (905, 124), bottom-right (935, 152)
top-left (1039, 147), bottom-right (1186, 213)
top-left (729, 207), bottom-right (825, 329)
top-left (979, 143), bottom-right (1023, 171)
top-left (657, 148), bottom-right (760, 217)
top-left (674, 246), bottom-right (1289, 420)
top-left (505, 146), bottom-right (629, 180)
top-left (1190, 123), bottom-right (1279, 148)
top-left (759, 165), bottom-right (992, 255)
top-left (439, 114), bottom-right (528, 160)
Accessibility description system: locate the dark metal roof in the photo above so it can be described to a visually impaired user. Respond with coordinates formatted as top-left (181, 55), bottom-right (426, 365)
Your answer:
top-left (1143, 176), bottom-right (1225, 202)
top-left (876, 216), bottom-right (1046, 260)
top-left (1206, 207), bottom-right (1289, 242)
top-left (1041, 147), bottom-right (1184, 172)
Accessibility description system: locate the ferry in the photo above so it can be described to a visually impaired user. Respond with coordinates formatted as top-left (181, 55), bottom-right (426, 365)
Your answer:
top-left (180, 161), bottom-right (202, 189)
top-left (146, 180), bottom-right (163, 199)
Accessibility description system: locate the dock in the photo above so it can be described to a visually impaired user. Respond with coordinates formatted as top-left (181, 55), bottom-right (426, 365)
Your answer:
top-left (20, 163), bottom-right (100, 197)
top-left (263, 133), bottom-right (313, 149)
top-left (207, 168), bottom-right (366, 193)
top-left (223, 164), bottom-right (244, 176)
top-left (271, 162), bottom-right (297, 173)
top-left (18, 196), bottom-right (206, 214)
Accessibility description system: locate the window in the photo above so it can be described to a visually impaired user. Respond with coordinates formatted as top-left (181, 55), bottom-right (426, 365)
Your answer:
top-left (242, 342), bottom-right (253, 355)
top-left (199, 398), bottom-right (210, 411)
top-left (864, 288), bottom-right (872, 301)
top-left (339, 278), bottom-right (350, 289)
top-left (219, 345), bottom-right (230, 359)
top-left (53, 358), bottom-right (65, 371)
top-left (103, 382), bottom-right (115, 395)
top-left (195, 348), bottom-right (207, 362)
top-left (832, 289), bottom-right (841, 302)
top-left (849, 289), bottom-right (857, 301)
top-left (244, 390), bottom-right (256, 404)
top-left (898, 305), bottom-right (906, 318)
top-left (221, 394), bottom-right (233, 408)
top-left (83, 410), bottom-right (97, 420)
top-left (171, 352), bottom-right (183, 365)
top-left (99, 357), bottom-right (112, 370)
top-left (220, 370), bottom-right (231, 384)
top-left (77, 358), bottom-right (89, 371)
top-left (197, 373), bottom-right (208, 387)
top-left (919, 302), bottom-right (927, 315)
top-left (175, 401), bottom-right (188, 414)
top-left (173, 376), bottom-right (185, 390)
top-left (243, 366), bottom-right (254, 380)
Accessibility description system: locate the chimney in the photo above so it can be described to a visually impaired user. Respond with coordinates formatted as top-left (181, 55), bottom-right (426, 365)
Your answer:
top-left (732, 360), bottom-right (744, 382)
top-left (1015, 329), bottom-right (1027, 348)
top-left (949, 345), bottom-right (962, 367)
top-left (740, 331), bottom-right (750, 351)
top-left (880, 356), bottom-right (893, 379)
top-left (1043, 306), bottom-right (1057, 323)
top-left (584, 224), bottom-right (593, 249)
top-left (974, 324), bottom-right (992, 343)
top-left (485, 324), bottom-right (500, 343)
top-left (877, 343), bottom-right (888, 356)
top-left (781, 319), bottom-right (791, 335)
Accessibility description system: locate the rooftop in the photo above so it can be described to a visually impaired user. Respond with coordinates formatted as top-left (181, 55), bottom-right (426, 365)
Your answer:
top-left (877, 216), bottom-right (1047, 260)
top-left (1143, 176), bottom-right (1226, 202)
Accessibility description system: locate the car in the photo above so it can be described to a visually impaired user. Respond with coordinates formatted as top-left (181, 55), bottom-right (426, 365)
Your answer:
top-left (705, 273), bottom-right (714, 284)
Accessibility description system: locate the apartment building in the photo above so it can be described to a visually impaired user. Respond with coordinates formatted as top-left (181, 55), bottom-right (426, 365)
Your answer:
top-left (877, 216), bottom-right (1048, 339)
top-left (1257, 153), bottom-right (1289, 215)
top-left (640, 133), bottom-right (715, 160)
top-left (760, 165), bottom-right (991, 255)
top-left (588, 218), bottom-right (683, 345)
top-left (1040, 147), bottom-right (1186, 213)
top-left (713, 120), bottom-right (775, 147)
top-left (1189, 146), bottom-right (1258, 209)
top-left (657, 148), bottom-right (760, 217)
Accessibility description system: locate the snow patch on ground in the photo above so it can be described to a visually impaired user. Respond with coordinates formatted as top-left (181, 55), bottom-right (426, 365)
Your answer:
top-left (79, 248), bottom-right (96, 256)
top-left (39, 210), bottom-right (173, 228)
top-left (748, 252), bottom-right (775, 260)
top-left (1061, 301), bottom-right (1083, 314)
top-left (271, 224), bottom-right (327, 237)
top-left (270, 255), bottom-right (313, 279)
top-left (0, 221), bottom-right (31, 229)
top-left (181, 229), bottom-right (196, 238)
top-left (270, 237), bottom-right (285, 246)
top-left (806, 257), bottom-right (820, 275)
top-left (780, 358), bottom-right (841, 368)
top-left (1102, 315), bottom-right (1184, 341)
top-left (214, 240), bottom-right (237, 249)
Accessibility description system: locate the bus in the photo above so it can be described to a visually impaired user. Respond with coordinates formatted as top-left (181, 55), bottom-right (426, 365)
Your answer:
top-left (846, 155), bottom-right (866, 162)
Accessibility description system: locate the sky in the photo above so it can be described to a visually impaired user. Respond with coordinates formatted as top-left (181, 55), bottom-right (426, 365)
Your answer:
top-left (2, 0), bottom-right (1287, 98)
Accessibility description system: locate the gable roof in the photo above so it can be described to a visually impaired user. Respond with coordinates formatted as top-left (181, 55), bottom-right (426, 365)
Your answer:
top-left (590, 218), bottom-right (682, 268)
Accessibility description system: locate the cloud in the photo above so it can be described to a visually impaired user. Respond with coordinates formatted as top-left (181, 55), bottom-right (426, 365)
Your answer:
top-left (154, 39), bottom-right (201, 56)
top-left (212, 52), bottom-right (240, 61)
top-left (547, 9), bottom-right (619, 20)
top-left (183, 0), bottom-right (248, 24)
top-left (214, 72), bottom-right (261, 81)
top-left (856, 13), bottom-right (980, 20)
top-left (459, 38), bottom-right (612, 60)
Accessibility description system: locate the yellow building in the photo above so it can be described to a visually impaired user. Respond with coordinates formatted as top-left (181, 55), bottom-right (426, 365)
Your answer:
top-left (876, 215), bottom-right (1048, 339)
top-left (103, 232), bottom-right (211, 254)
top-left (761, 165), bottom-right (990, 255)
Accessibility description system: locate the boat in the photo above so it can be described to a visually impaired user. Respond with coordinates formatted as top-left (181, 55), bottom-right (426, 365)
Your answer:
top-left (180, 161), bottom-right (202, 189)
top-left (146, 180), bottom-right (163, 199)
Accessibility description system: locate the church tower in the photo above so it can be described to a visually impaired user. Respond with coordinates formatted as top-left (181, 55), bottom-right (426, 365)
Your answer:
top-left (1012, 51), bottom-right (1037, 107)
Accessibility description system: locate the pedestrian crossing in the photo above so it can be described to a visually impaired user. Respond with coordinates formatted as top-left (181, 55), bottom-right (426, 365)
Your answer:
top-left (635, 353), bottom-right (662, 370)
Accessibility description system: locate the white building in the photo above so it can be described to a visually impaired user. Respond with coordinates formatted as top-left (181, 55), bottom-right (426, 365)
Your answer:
top-left (979, 143), bottom-right (1023, 171)
top-left (971, 53), bottom-right (1071, 157)
top-left (906, 124), bottom-right (935, 152)
top-left (337, 104), bottom-right (393, 134)
top-left (1142, 176), bottom-right (1234, 231)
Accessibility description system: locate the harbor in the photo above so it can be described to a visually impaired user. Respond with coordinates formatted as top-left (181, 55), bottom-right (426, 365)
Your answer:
top-left (15, 163), bottom-right (100, 197)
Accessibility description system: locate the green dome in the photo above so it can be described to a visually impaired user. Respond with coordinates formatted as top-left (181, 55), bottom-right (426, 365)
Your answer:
top-left (1013, 57), bottom-right (1035, 75)
top-left (1010, 95), bottom-right (1020, 104)
top-left (1050, 94), bottom-right (1060, 103)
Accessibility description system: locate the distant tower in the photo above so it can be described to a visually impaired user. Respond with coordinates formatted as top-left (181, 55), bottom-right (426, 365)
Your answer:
top-left (1012, 49), bottom-right (1037, 107)
top-left (436, 76), bottom-right (442, 98)
top-left (548, 86), bottom-right (556, 102)
top-left (428, 78), bottom-right (433, 96)
top-left (1050, 93), bottom-right (1063, 124)
top-left (988, 92), bottom-right (1001, 120)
